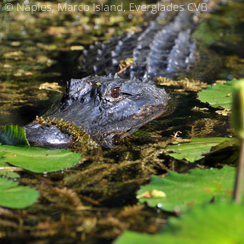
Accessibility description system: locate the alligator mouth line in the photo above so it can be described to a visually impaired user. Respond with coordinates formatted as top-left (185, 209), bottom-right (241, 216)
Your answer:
top-left (132, 104), bottom-right (169, 119)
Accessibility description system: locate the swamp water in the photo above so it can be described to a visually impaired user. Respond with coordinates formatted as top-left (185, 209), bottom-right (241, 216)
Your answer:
top-left (0, 1), bottom-right (243, 243)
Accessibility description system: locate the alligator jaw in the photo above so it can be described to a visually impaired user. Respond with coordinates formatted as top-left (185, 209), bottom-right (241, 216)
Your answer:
top-left (98, 102), bottom-right (171, 148)
top-left (24, 123), bottom-right (73, 148)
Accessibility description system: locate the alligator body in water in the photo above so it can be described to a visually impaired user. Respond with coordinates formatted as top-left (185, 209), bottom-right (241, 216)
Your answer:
top-left (24, 1), bottom-right (219, 148)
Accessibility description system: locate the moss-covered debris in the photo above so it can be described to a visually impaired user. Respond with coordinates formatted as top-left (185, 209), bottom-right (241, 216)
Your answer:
top-left (35, 116), bottom-right (98, 150)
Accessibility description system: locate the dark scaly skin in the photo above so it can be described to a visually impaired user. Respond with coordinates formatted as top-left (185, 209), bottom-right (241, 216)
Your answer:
top-left (83, 6), bottom-right (202, 80)
top-left (25, 2), bottom-right (219, 148)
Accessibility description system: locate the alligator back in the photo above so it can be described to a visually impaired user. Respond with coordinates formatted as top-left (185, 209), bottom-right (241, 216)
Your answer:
top-left (82, 2), bottom-right (218, 82)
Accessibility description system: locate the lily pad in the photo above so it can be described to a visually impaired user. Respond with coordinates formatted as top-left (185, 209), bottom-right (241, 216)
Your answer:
top-left (198, 79), bottom-right (236, 109)
top-left (0, 125), bottom-right (29, 146)
top-left (0, 177), bottom-right (39, 209)
top-left (0, 145), bottom-right (81, 173)
top-left (166, 137), bottom-right (231, 162)
top-left (137, 167), bottom-right (238, 212)
top-left (0, 161), bottom-right (20, 179)
top-left (115, 202), bottom-right (244, 244)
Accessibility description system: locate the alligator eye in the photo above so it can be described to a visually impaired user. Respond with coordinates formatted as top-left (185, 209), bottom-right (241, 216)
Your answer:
top-left (111, 87), bottom-right (120, 98)
top-left (112, 134), bottom-right (121, 146)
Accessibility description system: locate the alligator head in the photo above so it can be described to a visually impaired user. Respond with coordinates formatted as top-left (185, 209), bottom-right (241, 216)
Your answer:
top-left (25, 76), bottom-right (172, 148)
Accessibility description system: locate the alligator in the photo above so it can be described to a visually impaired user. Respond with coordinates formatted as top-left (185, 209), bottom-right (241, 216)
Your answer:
top-left (24, 1), bottom-right (219, 148)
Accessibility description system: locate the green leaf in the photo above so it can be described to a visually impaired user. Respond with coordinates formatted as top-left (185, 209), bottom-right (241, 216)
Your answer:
top-left (0, 161), bottom-right (20, 178)
top-left (137, 167), bottom-right (238, 212)
top-left (198, 79), bottom-right (236, 109)
top-left (0, 177), bottom-right (39, 209)
top-left (0, 145), bottom-right (81, 173)
top-left (115, 202), bottom-right (244, 244)
top-left (166, 137), bottom-right (231, 162)
top-left (0, 125), bottom-right (29, 146)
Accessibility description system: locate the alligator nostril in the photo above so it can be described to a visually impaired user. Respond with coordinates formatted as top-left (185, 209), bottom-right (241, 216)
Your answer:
top-left (112, 134), bottom-right (121, 146)
top-left (111, 87), bottom-right (120, 98)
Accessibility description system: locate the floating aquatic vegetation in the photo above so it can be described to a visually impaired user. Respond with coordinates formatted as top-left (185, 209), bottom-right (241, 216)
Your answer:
top-left (158, 77), bottom-right (207, 92)
top-left (166, 137), bottom-right (231, 162)
top-left (116, 202), bottom-right (244, 244)
top-left (198, 79), bottom-right (236, 110)
top-left (0, 177), bottom-right (39, 209)
top-left (136, 166), bottom-right (240, 212)
top-left (0, 144), bottom-right (81, 173)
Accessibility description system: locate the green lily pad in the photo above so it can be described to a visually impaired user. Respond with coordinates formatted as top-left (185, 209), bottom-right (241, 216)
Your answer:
top-left (115, 202), bottom-right (244, 244)
top-left (166, 137), bottom-right (231, 162)
top-left (0, 162), bottom-right (20, 179)
top-left (137, 167), bottom-right (238, 212)
top-left (0, 145), bottom-right (81, 173)
top-left (198, 79), bottom-right (236, 109)
top-left (0, 177), bottom-right (39, 209)
top-left (0, 125), bottom-right (29, 146)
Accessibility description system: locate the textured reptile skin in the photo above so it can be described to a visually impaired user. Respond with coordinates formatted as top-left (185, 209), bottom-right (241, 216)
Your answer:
top-left (83, 6), bottom-right (200, 80)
